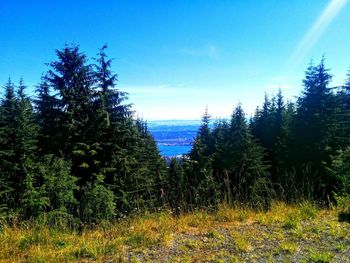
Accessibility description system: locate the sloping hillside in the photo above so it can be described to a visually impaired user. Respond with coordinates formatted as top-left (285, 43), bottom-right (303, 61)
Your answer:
top-left (1, 202), bottom-right (349, 262)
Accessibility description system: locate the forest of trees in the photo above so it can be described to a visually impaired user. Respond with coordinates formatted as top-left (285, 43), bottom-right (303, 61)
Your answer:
top-left (0, 45), bottom-right (349, 225)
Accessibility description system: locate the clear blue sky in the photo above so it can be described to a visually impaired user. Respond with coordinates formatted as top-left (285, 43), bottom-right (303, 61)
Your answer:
top-left (1, 0), bottom-right (349, 120)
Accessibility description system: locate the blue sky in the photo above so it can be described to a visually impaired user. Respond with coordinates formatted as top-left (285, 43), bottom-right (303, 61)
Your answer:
top-left (0, 0), bottom-right (349, 120)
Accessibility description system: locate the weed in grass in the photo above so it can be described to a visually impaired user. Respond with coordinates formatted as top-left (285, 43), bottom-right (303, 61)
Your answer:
top-left (231, 231), bottom-right (250, 252)
top-left (283, 214), bottom-right (300, 230)
top-left (176, 254), bottom-right (192, 263)
top-left (215, 204), bottom-right (241, 223)
top-left (129, 254), bottom-right (143, 263)
top-left (213, 250), bottom-right (240, 263)
top-left (334, 193), bottom-right (350, 222)
top-left (308, 250), bottom-right (334, 263)
top-left (310, 226), bottom-right (320, 234)
top-left (279, 241), bottom-right (298, 254)
top-left (205, 229), bottom-right (225, 240)
top-left (53, 239), bottom-right (66, 249)
top-left (335, 242), bottom-right (347, 252)
top-left (25, 252), bottom-right (47, 263)
top-left (299, 201), bottom-right (318, 220)
top-left (100, 243), bottom-right (120, 256)
top-left (188, 211), bottom-right (211, 228)
top-left (256, 202), bottom-right (300, 227)
top-left (238, 210), bottom-right (249, 222)
top-left (177, 243), bottom-right (190, 253)
top-left (18, 235), bottom-right (34, 250)
top-left (125, 233), bottom-right (150, 247)
top-left (328, 221), bottom-right (348, 239)
top-left (17, 228), bottom-right (49, 250)
top-left (73, 245), bottom-right (97, 259)
top-left (184, 239), bottom-right (201, 249)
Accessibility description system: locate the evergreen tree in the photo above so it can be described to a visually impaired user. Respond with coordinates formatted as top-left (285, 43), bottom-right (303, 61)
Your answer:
top-left (92, 45), bottom-right (133, 189)
top-left (93, 44), bottom-right (131, 121)
top-left (45, 45), bottom-right (95, 158)
top-left (251, 94), bottom-right (274, 152)
top-left (38, 156), bottom-right (78, 213)
top-left (0, 79), bottom-right (41, 213)
top-left (34, 79), bottom-right (62, 155)
top-left (14, 79), bottom-right (40, 212)
top-left (20, 167), bottom-right (49, 219)
top-left (291, 58), bottom-right (337, 198)
top-left (335, 70), bottom-right (350, 149)
top-left (187, 108), bottom-right (220, 207)
top-left (328, 147), bottom-right (350, 196)
top-left (166, 158), bottom-right (186, 213)
top-left (214, 105), bottom-right (271, 208)
top-left (80, 175), bottom-right (115, 223)
top-left (0, 79), bottom-right (17, 210)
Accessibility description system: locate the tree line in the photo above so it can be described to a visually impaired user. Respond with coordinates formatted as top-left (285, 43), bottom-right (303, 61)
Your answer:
top-left (0, 45), bottom-right (349, 224)
top-left (177, 58), bottom-right (350, 211)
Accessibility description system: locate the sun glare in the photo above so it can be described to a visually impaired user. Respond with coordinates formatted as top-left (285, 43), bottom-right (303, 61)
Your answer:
top-left (288, 0), bottom-right (348, 68)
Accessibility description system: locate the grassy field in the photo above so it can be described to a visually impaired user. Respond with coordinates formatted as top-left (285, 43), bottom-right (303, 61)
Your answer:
top-left (0, 202), bottom-right (349, 262)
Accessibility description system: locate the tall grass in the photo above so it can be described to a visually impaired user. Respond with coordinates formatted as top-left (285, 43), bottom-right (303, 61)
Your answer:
top-left (0, 200), bottom-right (345, 262)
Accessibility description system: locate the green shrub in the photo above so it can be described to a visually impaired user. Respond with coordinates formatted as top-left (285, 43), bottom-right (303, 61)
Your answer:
top-left (308, 250), bottom-right (334, 263)
top-left (283, 214), bottom-right (300, 230)
top-left (333, 193), bottom-right (350, 222)
top-left (299, 201), bottom-right (317, 220)
top-left (80, 175), bottom-right (115, 223)
top-left (73, 245), bottom-right (96, 259)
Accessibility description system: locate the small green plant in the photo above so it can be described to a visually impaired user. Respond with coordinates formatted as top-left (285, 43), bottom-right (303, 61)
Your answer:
top-left (279, 241), bottom-right (298, 254)
top-left (231, 231), bottom-right (250, 252)
top-left (283, 215), bottom-right (300, 230)
top-left (333, 193), bottom-right (350, 222)
top-left (53, 239), bottom-right (66, 249)
top-left (125, 233), bottom-right (150, 247)
top-left (205, 229), bottom-right (224, 240)
top-left (73, 245), bottom-right (96, 259)
top-left (238, 210), bottom-right (249, 222)
top-left (17, 229), bottom-right (49, 250)
top-left (299, 202), bottom-right (317, 220)
top-left (185, 239), bottom-right (200, 249)
top-left (187, 211), bottom-right (211, 227)
top-left (308, 250), bottom-right (334, 263)
top-left (335, 242), bottom-right (346, 252)
top-left (18, 236), bottom-right (34, 250)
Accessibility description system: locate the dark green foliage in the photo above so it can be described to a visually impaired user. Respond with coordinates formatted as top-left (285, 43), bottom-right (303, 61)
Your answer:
top-left (38, 156), bottom-right (77, 213)
top-left (0, 45), bottom-right (349, 223)
top-left (0, 45), bottom-right (166, 222)
top-left (0, 79), bottom-right (17, 211)
top-left (250, 90), bottom-right (294, 197)
top-left (80, 175), bottom-right (115, 223)
top-left (183, 105), bottom-right (272, 210)
top-left (34, 80), bottom-right (62, 155)
top-left (215, 105), bottom-right (271, 208)
top-left (20, 166), bottom-right (49, 219)
top-left (329, 148), bottom-right (350, 195)
top-left (291, 58), bottom-right (340, 199)
top-left (166, 158), bottom-right (186, 212)
top-left (0, 79), bottom-right (40, 213)
top-left (116, 119), bottom-right (166, 212)
top-left (187, 109), bottom-right (220, 207)
top-left (335, 70), bottom-right (350, 149)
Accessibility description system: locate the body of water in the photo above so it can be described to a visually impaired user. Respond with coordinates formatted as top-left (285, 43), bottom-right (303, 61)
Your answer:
top-left (157, 144), bottom-right (191, 157)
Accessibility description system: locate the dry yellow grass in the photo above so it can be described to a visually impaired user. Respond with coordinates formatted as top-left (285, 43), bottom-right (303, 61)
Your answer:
top-left (0, 202), bottom-right (349, 262)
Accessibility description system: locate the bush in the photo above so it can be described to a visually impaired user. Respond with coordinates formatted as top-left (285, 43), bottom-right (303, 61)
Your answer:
top-left (299, 201), bottom-right (317, 220)
top-left (39, 156), bottom-right (78, 214)
top-left (80, 175), bottom-right (115, 223)
top-left (333, 193), bottom-right (350, 222)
